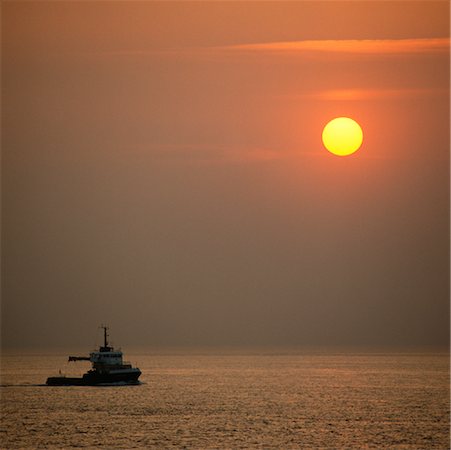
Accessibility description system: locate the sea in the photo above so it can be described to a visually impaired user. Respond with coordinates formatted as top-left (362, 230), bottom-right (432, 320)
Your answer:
top-left (1, 349), bottom-right (449, 449)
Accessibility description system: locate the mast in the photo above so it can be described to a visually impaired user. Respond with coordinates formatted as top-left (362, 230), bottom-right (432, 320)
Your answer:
top-left (101, 324), bottom-right (109, 348)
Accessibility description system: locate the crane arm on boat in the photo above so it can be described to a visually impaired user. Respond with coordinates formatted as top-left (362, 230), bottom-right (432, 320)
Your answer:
top-left (68, 356), bottom-right (91, 362)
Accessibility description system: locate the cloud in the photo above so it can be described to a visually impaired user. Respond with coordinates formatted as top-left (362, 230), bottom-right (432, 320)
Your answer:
top-left (220, 38), bottom-right (450, 55)
top-left (135, 143), bottom-right (283, 166)
top-left (87, 38), bottom-right (449, 63)
top-left (304, 88), bottom-right (449, 101)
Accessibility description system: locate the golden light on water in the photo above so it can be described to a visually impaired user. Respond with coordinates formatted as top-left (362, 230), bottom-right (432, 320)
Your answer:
top-left (322, 117), bottom-right (363, 156)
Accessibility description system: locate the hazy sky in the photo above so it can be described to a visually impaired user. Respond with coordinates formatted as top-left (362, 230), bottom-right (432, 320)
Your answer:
top-left (2, 1), bottom-right (449, 350)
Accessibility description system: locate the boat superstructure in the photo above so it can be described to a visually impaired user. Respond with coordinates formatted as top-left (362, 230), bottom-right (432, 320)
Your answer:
top-left (46, 326), bottom-right (141, 386)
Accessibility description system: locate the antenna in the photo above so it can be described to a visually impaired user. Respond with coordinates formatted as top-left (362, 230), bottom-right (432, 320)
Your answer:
top-left (100, 324), bottom-right (109, 348)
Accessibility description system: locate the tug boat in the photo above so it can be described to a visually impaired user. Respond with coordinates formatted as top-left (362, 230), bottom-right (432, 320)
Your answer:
top-left (46, 326), bottom-right (141, 386)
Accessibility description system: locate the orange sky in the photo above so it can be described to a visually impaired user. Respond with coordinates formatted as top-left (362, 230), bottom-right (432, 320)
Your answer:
top-left (2, 1), bottom-right (449, 348)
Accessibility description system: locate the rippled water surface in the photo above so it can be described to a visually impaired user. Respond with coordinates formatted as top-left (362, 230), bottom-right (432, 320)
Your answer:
top-left (1, 350), bottom-right (449, 448)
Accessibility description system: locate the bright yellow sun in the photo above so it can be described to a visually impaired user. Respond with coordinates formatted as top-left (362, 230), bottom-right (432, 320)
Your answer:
top-left (322, 117), bottom-right (363, 156)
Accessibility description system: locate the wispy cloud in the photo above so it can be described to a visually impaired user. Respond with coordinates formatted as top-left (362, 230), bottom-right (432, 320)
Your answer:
top-left (302, 87), bottom-right (449, 101)
top-left (220, 38), bottom-right (450, 55)
top-left (138, 143), bottom-right (283, 166)
top-left (87, 37), bottom-right (450, 60)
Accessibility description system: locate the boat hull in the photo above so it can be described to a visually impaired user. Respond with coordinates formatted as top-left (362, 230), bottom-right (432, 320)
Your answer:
top-left (46, 369), bottom-right (141, 386)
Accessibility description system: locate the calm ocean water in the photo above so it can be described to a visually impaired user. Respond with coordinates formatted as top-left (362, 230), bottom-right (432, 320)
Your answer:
top-left (1, 350), bottom-right (449, 449)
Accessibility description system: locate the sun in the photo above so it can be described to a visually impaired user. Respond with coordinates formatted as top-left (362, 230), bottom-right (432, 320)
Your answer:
top-left (322, 117), bottom-right (363, 156)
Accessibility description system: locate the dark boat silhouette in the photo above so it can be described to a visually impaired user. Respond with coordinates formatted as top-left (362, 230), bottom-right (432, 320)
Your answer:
top-left (46, 326), bottom-right (141, 386)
